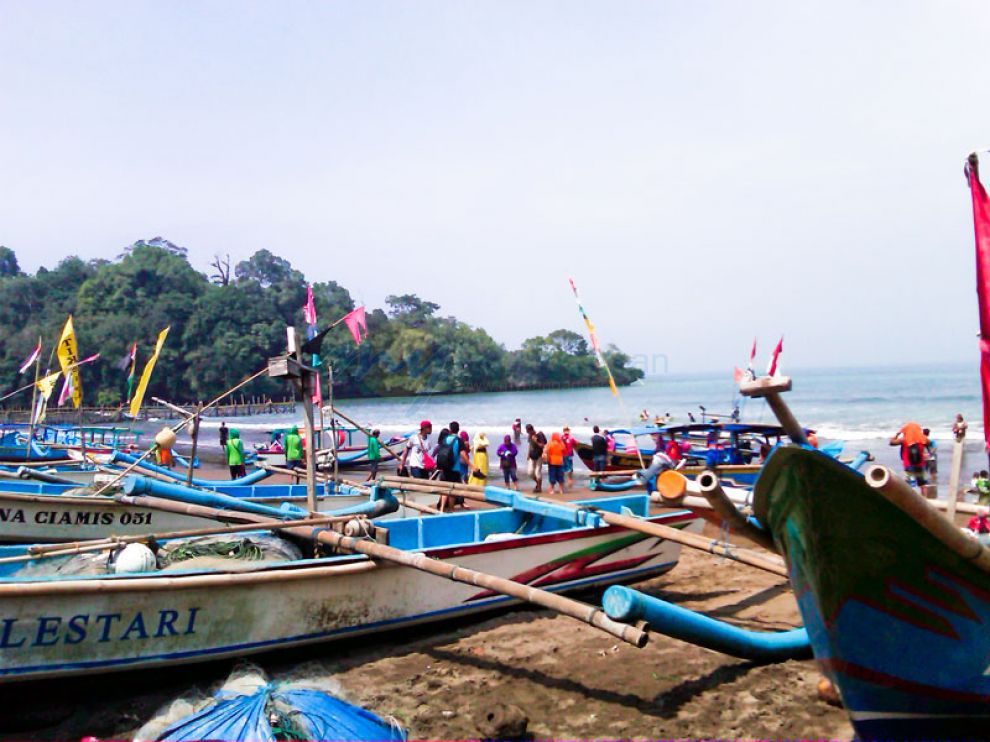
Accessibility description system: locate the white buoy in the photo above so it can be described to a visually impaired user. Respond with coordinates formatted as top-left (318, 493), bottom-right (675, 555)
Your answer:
top-left (114, 543), bottom-right (157, 573)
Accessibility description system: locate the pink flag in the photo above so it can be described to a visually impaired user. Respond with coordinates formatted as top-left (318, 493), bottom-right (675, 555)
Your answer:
top-left (303, 285), bottom-right (317, 326)
top-left (57, 373), bottom-right (73, 406)
top-left (18, 342), bottom-right (41, 374)
top-left (766, 336), bottom-right (783, 377)
top-left (733, 366), bottom-right (744, 383)
top-left (966, 155), bottom-right (990, 449)
top-left (56, 352), bottom-right (100, 406)
top-left (342, 307), bottom-right (368, 346)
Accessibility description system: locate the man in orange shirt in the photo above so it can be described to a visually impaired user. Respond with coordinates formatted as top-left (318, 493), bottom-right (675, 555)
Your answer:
top-left (890, 422), bottom-right (929, 489)
top-left (544, 432), bottom-right (566, 495)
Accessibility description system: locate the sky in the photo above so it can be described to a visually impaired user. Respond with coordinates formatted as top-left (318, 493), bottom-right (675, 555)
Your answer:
top-left (2, 1), bottom-right (989, 376)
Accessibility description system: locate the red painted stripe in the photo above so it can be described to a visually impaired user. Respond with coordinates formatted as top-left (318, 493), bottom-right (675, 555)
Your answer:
top-left (823, 658), bottom-right (990, 704)
top-left (430, 512), bottom-right (697, 560)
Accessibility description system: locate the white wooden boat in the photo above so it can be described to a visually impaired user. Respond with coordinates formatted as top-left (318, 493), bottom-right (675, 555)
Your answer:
top-left (0, 493), bottom-right (700, 683)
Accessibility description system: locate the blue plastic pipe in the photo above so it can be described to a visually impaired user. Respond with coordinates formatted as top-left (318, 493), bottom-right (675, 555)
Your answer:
top-left (111, 451), bottom-right (270, 487)
top-left (602, 585), bottom-right (811, 662)
top-left (848, 451), bottom-right (871, 471)
top-left (123, 475), bottom-right (399, 520)
top-left (124, 475), bottom-right (308, 519)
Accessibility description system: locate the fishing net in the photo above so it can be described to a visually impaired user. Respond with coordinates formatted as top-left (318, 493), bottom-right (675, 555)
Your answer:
top-left (20, 534), bottom-right (303, 578)
top-left (135, 664), bottom-right (406, 742)
top-left (158, 534), bottom-right (302, 569)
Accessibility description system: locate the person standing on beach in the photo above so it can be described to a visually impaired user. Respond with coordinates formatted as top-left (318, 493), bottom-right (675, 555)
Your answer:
top-left (468, 432), bottom-right (489, 489)
top-left (890, 422), bottom-right (928, 490)
top-left (497, 434), bottom-right (519, 490)
top-left (399, 420), bottom-right (432, 479)
top-left (561, 426), bottom-right (576, 491)
top-left (284, 425), bottom-right (302, 470)
top-left (591, 425), bottom-right (608, 472)
top-left (544, 432), bottom-right (566, 495)
top-left (954, 414), bottom-right (968, 441)
top-left (526, 424), bottom-right (545, 493)
top-left (366, 429), bottom-right (382, 481)
top-left (219, 421), bottom-right (228, 450)
top-left (512, 418), bottom-right (522, 446)
top-left (225, 428), bottom-right (246, 479)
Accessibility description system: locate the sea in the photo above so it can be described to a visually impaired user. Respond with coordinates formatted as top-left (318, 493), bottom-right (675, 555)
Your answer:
top-left (182, 362), bottom-right (979, 440)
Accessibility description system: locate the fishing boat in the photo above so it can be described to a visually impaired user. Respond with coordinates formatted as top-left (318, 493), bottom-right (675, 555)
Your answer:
top-left (750, 445), bottom-right (990, 740)
top-left (0, 426), bottom-right (72, 464)
top-left (0, 486), bottom-right (700, 683)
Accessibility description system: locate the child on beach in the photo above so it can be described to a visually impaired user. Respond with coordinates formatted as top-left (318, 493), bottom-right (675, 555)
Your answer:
top-left (366, 429), bottom-right (382, 481)
top-left (544, 432), bottom-right (566, 495)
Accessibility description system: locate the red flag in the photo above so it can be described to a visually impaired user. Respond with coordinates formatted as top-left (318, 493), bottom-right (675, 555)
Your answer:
top-left (766, 336), bottom-right (783, 377)
top-left (966, 156), bottom-right (990, 448)
top-left (342, 307), bottom-right (368, 346)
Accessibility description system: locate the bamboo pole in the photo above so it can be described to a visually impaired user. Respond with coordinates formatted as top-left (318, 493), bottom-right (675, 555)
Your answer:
top-left (738, 377), bottom-right (808, 445)
top-left (380, 476), bottom-right (788, 577)
top-left (187, 404), bottom-right (202, 486)
top-left (696, 471), bottom-right (777, 552)
top-left (865, 464), bottom-right (990, 574)
top-left (118, 491), bottom-right (647, 646)
top-left (947, 437), bottom-right (964, 523)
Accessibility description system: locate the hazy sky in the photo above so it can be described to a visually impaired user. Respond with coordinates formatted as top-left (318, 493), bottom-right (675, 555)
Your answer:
top-left (2, 1), bottom-right (989, 375)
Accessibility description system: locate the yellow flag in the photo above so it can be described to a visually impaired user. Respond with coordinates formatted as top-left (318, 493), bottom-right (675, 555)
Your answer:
top-left (56, 317), bottom-right (82, 408)
top-left (36, 371), bottom-right (61, 400)
top-left (129, 327), bottom-right (170, 418)
top-left (34, 371), bottom-right (61, 424)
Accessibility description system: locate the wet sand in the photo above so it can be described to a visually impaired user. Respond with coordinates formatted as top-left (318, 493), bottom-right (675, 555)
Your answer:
top-left (0, 467), bottom-right (853, 740)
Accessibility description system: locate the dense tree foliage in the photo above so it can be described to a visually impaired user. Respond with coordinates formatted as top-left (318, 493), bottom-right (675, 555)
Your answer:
top-left (0, 241), bottom-right (643, 407)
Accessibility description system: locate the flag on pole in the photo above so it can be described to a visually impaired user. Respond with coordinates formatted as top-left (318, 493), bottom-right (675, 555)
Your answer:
top-left (18, 342), bottom-right (41, 375)
top-left (767, 336), bottom-right (784, 377)
top-left (114, 342), bottom-right (139, 402)
top-left (747, 337), bottom-right (758, 378)
top-left (34, 371), bottom-right (61, 425)
top-left (57, 353), bottom-right (100, 406)
top-left (567, 277), bottom-right (619, 396)
top-left (56, 316), bottom-right (83, 408)
top-left (302, 285), bottom-right (323, 407)
top-left (129, 327), bottom-right (169, 418)
top-left (965, 153), bottom-right (990, 451)
top-left (342, 306), bottom-right (368, 346)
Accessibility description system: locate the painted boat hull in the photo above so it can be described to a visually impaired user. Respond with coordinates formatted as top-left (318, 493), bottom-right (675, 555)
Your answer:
top-left (0, 503), bottom-right (700, 683)
top-left (754, 447), bottom-right (990, 740)
top-left (574, 442), bottom-right (761, 487)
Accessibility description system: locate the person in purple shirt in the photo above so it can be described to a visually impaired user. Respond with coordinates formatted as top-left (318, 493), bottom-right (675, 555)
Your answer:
top-left (497, 434), bottom-right (519, 490)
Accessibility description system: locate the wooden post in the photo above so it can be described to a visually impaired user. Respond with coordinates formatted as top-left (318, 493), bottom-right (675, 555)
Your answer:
top-left (947, 437), bottom-right (964, 523)
top-left (738, 376), bottom-right (808, 445)
top-left (289, 334), bottom-right (318, 515)
top-left (186, 403), bottom-right (202, 486)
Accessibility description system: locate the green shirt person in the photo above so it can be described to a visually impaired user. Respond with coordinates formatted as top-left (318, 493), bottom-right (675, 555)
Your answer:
top-left (225, 429), bottom-right (245, 479)
top-left (285, 426), bottom-right (303, 468)
top-left (366, 429), bottom-right (382, 480)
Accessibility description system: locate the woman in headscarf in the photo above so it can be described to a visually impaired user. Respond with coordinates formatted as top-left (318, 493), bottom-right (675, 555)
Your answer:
top-left (468, 432), bottom-right (489, 489)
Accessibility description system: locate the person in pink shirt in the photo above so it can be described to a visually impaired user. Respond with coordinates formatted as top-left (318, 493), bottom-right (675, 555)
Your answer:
top-left (561, 426), bottom-right (576, 491)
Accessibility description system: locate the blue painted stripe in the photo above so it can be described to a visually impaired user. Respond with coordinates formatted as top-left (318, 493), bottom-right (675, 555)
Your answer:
top-left (0, 561), bottom-right (676, 677)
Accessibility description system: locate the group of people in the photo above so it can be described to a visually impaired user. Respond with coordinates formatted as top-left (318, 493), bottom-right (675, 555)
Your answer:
top-left (396, 419), bottom-right (585, 507)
